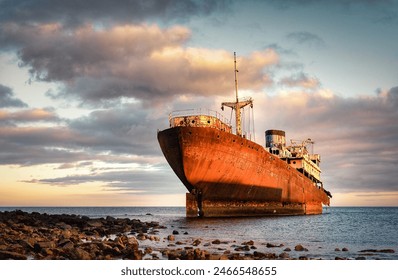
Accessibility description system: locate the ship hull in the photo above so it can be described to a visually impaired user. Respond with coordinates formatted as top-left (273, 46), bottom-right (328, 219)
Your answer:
top-left (158, 126), bottom-right (330, 217)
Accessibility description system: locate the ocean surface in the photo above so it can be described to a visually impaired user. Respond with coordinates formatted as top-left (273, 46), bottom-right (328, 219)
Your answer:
top-left (1, 206), bottom-right (397, 260)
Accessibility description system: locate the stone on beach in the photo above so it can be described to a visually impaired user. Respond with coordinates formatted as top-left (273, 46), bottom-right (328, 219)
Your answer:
top-left (0, 210), bottom-right (158, 260)
top-left (167, 235), bottom-right (175, 241)
top-left (1, 210), bottom-right (394, 261)
top-left (294, 244), bottom-right (308, 251)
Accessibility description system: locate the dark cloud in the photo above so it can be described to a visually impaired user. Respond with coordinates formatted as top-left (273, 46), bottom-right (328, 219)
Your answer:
top-left (0, 23), bottom-right (277, 105)
top-left (267, 0), bottom-right (395, 9)
top-left (385, 86), bottom-right (398, 106)
top-left (0, 84), bottom-right (27, 108)
top-left (0, 100), bottom-right (170, 166)
top-left (0, 0), bottom-right (227, 27)
top-left (67, 103), bottom-right (164, 155)
top-left (22, 168), bottom-right (181, 195)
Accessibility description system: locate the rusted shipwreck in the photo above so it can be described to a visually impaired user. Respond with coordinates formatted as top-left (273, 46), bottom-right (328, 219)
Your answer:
top-left (157, 53), bottom-right (332, 217)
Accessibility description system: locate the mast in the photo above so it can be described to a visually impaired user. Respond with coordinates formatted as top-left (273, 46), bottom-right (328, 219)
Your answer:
top-left (222, 52), bottom-right (253, 137)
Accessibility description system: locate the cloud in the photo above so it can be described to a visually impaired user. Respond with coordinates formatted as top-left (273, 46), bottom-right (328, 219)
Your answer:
top-left (0, 84), bottom-right (28, 108)
top-left (0, 0), bottom-right (227, 27)
top-left (252, 86), bottom-right (398, 194)
top-left (0, 23), bottom-right (279, 105)
top-left (279, 72), bottom-right (321, 89)
top-left (286, 31), bottom-right (325, 48)
top-left (0, 102), bottom-right (165, 165)
top-left (0, 108), bottom-right (60, 125)
top-left (267, 0), bottom-right (395, 9)
top-left (22, 168), bottom-right (180, 195)
top-left (4, 84), bottom-right (396, 197)
top-left (1, 0), bottom-right (396, 203)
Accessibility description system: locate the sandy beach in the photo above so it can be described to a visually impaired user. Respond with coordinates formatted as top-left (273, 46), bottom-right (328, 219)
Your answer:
top-left (0, 210), bottom-right (394, 260)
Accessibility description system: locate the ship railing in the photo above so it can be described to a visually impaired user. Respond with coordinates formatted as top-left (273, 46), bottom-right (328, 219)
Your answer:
top-left (169, 108), bottom-right (231, 126)
top-left (169, 108), bottom-right (232, 133)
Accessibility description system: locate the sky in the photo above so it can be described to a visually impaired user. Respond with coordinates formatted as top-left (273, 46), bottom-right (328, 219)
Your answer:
top-left (0, 0), bottom-right (397, 207)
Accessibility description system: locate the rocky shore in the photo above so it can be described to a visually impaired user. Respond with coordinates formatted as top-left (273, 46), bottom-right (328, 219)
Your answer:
top-left (0, 210), bottom-right (395, 260)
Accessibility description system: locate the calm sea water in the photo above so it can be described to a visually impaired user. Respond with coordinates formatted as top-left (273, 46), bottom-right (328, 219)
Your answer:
top-left (1, 206), bottom-right (397, 260)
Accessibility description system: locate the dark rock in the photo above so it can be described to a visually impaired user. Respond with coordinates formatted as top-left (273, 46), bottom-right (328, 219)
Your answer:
top-left (212, 239), bottom-right (221, 244)
top-left (208, 254), bottom-right (221, 260)
top-left (0, 210), bottom-right (165, 260)
top-left (234, 245), bottom-right (250, 252)
top-left (126, 249), bottom-right (143, 260)
top-left (342, 247), bottom-right (349, 252)
top-left (192, 239), bottom-right (201, 246)
top-left (266, 243), bottom-right (282, 248)
top-left (0, 250), bottom-right (27, 260)
top-left (379, 249), bottom-right (395, 253)
top-left (253, 251), bottom-right (277, 259)
top-left (279, 252), bottom-right (290, 259)
top-left (105, 216), bottom-right (116, 221)
top-left (136, 233), bottom-right (146, 241)
top-left (167, 235), bottom-right (175, 241)
top-left (144, 247), bottom-right (153, 255)
top-left (19, 238), bottom-right (34, 250)
top-left (294, 244), bottom-right (308, 251)
top-left (172, 230), bottom-right (179, 235)
top-left (61, 241), bottom-right (75, 250)
top-left (359, 249), bottom-right (395, 253)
